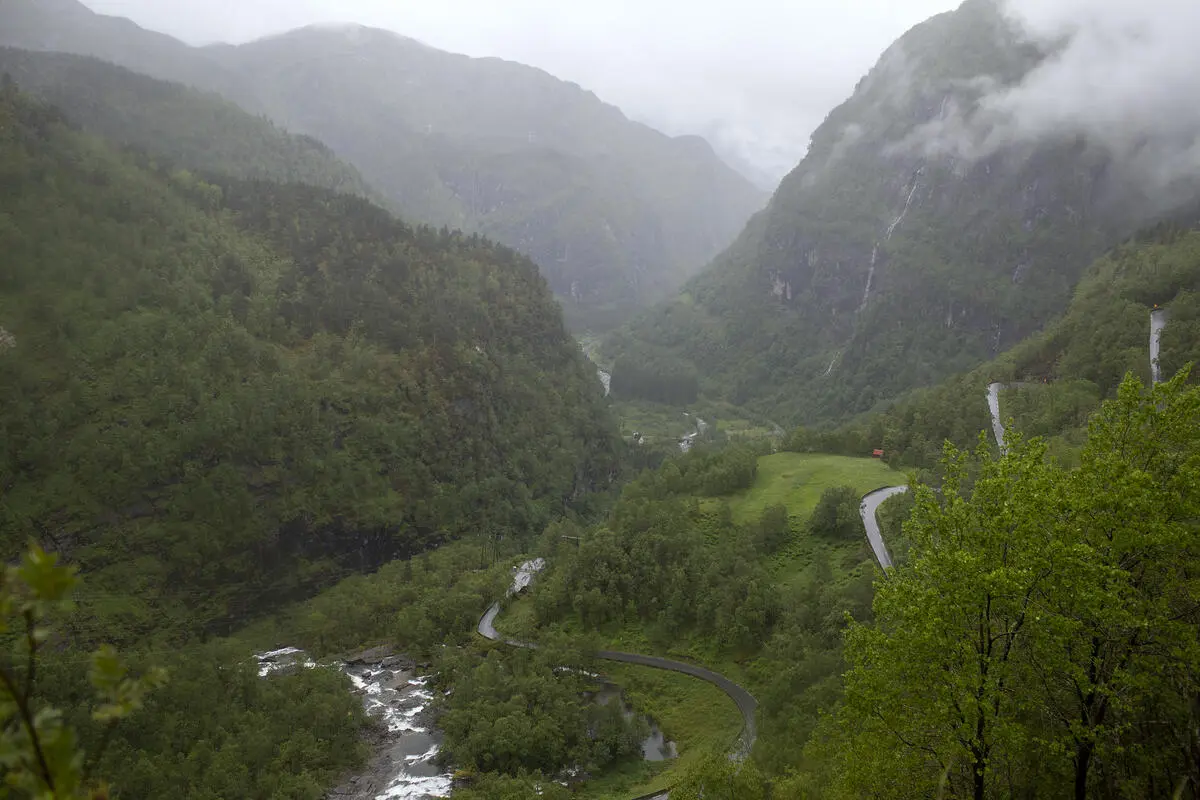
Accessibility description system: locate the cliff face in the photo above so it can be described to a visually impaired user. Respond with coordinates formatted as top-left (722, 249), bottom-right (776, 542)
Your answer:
top-left (607, 0), bottom-right (1200, 423)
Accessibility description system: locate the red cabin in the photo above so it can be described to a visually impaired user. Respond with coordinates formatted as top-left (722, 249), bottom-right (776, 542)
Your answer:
top-left (872, 449), bottom-right (885, 458)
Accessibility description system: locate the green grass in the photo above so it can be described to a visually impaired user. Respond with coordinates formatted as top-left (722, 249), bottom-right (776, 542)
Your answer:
top-left (715, 418), bottom-right (776, 440)
top-left (705, 452), bottom-right (902, 595)
top-left (578, 664), bottom-right (744, 799)
top-left (722, 452), bottom-right (902, 526)
top-left (612, 399), bottom-right (783, 451)
top-left (612, 399), bottom-right (698, 444)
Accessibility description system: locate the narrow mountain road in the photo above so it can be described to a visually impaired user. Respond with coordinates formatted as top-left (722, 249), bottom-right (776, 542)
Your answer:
top-left (987, 382), bottom-right (1035, 452)
top-left (477, 593), bottom-right (758, 759)
top-left (884, 308), bottom-right (1169, 569)
top-left (483, 306), bottom-right (1171, 794)
top-left (987, 382), bottom-right (1007, 453)
top-left (859, 485), bottom-right (908, 569)
top-left (991, 309), bottom-right (1166, 450)
top-left (1152, 307), bottom-right (1169, 384)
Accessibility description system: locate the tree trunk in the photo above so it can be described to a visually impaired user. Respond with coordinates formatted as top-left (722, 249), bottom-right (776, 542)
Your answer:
top-left (1074, 741), bottom-right (1093, 800)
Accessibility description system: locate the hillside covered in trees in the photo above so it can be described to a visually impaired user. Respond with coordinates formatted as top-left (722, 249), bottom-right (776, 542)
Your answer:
top-left (0, 0), bottom-right (766, 331)
top-left (0, 84), bottom-right (618, 644)
top-left (5, 2), bottom-right (1200, 800)
top-left (802, 208), bottom-right (1200, 470)
top-left (0, 47), bottom-right (377, 199)
top-left (604, 0), bottom-right (1200, 422)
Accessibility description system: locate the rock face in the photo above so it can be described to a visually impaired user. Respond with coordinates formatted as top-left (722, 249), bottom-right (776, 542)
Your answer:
top-left (609, 0), bottom-right (1200, 424)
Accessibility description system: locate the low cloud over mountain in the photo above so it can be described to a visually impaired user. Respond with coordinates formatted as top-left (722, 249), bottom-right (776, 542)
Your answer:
top-left (909, 0), bottom-right (1200, 198)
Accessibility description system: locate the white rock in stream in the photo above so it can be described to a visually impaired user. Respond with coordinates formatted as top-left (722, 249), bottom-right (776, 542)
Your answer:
top-left (257, 647), bottom-right (315, 676)
top-left (255, 650), bottom-right (452, 800)
top-left (679, 415), bottom-right (708, 453)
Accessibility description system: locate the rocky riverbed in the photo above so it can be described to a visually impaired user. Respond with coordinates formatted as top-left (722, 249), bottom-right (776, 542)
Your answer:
top-left (255, 646), bottom-right (452, 800)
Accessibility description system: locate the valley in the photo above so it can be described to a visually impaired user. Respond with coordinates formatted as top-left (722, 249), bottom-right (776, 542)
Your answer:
top-left (3, 0), bottom-right (1200, 798)
top-left (0, 0), bottom-right (766, 333)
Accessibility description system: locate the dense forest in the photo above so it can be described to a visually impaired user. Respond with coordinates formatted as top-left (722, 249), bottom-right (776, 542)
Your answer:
top-left (810, 376), bottom-right (1200, 799)
top-left (0, 84), bottom-right (618, 645)
top-left (4, 1), bottom-right (1200, 798)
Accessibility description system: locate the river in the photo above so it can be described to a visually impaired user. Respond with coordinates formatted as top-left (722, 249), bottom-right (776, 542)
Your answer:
top-left (255, 648), bottom-right (453, 800)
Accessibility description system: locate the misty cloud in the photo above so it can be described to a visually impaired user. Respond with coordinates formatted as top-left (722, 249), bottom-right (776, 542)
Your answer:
top-left (82, 0), bottom-right (957, 186)
top-left (906, 0), bottom-right (1200, 195)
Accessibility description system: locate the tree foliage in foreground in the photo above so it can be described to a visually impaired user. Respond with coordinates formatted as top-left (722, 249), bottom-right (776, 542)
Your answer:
top-left (819, 373), bottom-right (1200, 799)
top-left (1, 546), bottom-right (164, 799)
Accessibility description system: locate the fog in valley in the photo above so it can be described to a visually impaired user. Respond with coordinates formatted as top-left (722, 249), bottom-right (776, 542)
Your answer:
top-left (83, 0), bottom-right (959, 185)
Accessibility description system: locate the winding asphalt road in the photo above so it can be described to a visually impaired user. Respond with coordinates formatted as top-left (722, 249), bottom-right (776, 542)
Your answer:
top-left (1152, 307), bottom-right (1169, 385)
top-left (991, 311), bottom-right (1167, 452)
top-left (887, 308), bottom-right (1171, 571)
top-left (987, 382), bottom-right (1007, 453)
top-left (477, 597), bottom-right (758, 758)
top-left (859, 486), bottom-right (908, 569)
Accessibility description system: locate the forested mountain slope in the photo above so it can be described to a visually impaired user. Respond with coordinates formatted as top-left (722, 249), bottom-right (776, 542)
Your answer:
top-left (0, 47), bottom-right (375, 197)
top-left (606, 0), bottom-right (1200, 422)
top-left (807, 206), bottom-right (1200, 468)
top-left (0, 0), bottom-right (766, 331)
top-left (0, 85), bottom-right (618, 643)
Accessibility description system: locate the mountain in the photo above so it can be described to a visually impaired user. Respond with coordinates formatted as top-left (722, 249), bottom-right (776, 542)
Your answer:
top-left (604, 0), bottom-right (1200, 422)
top-left (0, 83), bottom-right (618, 642)
top-left (0, 47), bottom-right (375, 197)
top-left (0, 0), bottom-right (239, 93)
top-left (824, 204), bottom-right (1200, 469)
top-left (0, 0), bottom-right (766, 331)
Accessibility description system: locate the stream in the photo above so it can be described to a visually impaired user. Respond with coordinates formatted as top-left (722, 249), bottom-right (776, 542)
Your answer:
top-left (591, 684), bottom-right (678, 762)
top-left (259, 558), bottom-right (679, 800)
top-left (679, 413), bottom-right (709, 452)
top-left (255, 648), bottom-right (453, 800)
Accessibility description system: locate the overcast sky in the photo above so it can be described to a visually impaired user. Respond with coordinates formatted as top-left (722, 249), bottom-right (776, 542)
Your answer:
top-left (81, 0), bottom-right (959, 184)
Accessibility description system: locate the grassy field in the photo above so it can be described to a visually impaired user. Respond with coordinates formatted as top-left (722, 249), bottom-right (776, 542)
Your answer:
top-left (612, 399), bottom-right (698, 444)
top-left (720, 452), bottom-right (902, 525)
top-left (708, 452), bottom-right (904, 593)
top-left (611, 397), bottom-right (783, 449)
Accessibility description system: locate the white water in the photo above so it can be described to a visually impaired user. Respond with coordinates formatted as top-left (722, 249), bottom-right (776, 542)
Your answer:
top-left (679, 415), bottom-right (708, 453)
top-left (597, 369), bottom-right (611, 397)
top-left (254, 650), bottom-right (452, 799)
top-left (859, 246), bottom-right (878, 312)
top-left (823, 352), bottom-right (840, 377)
top-left (1151, 308), bottom-right (1169, 384)
top-left (860, 179), bottom-right (920, 315)
top-left (885, 181), bottom-right (920, 242)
